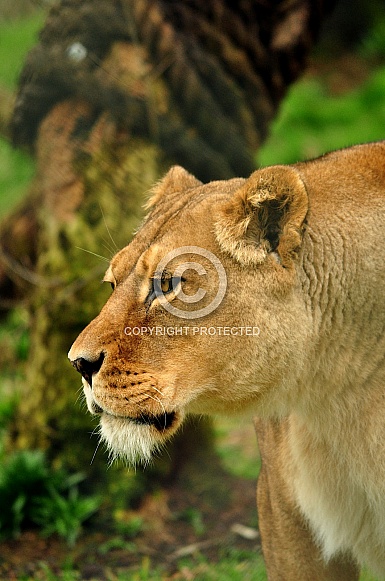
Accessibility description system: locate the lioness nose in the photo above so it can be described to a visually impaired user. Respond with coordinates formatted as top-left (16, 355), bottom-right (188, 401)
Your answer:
top-left (71, 353), bottom-right (104, 387)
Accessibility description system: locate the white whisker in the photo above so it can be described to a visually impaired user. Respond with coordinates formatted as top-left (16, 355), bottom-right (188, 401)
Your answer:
top-left (89, 425), bottom-right (100, 438)
top-left (99, 205), bottom-right (119, 251)
top-left (90, 438), bottom-right (102, 465)
top-left (75, 387), bottom-right (88, 411)
top-left (75, 246), bottom-right (110, 262)
top-left (144, 392), bottom-right (167, 430)
top-left (101, 241), bottom-right (115, 258)
top-left (149, 385), bottom-right (165, 397)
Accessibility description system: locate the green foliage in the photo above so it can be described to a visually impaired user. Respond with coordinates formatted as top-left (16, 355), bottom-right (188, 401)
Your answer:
top-left (0, 11), bottom-right (45, 89)
top-left (0, 449), bottom-right (48, 537)
top-left (32, 480), bottom-right (100, 547)
top-left (128, 557), bottom-right (154, 581)
top-left (258, 66), bottom-right (385, 167)
top-left (0, 392), bottom-right (17, 431)
top-left (176, 507), bottom-right (206, 536)
top-left (360, 570), bottom-right (382, 581)
top-left (0, 449), bottom-right (100, 544)
top-left (113, 511), bottom-right (144, 538)
top-left (0, 308), bottom-right (30, 364)
top-left (0, 10), bottom-right (42, 216)
top-left (108, 552), bottom-right (266, 581)
top-left (214, 418), bottom-right (260, 481)
top-left (360, 16), bottom-right (385, 59)
top-left (97, 535), bottom-right (136, 555)
top-left (0, 310), bottom-right (29, 458)
top-left (6, 553), bottom-right (380, 580)
top-left (175, 550), bottom-right (267, 581)
top-left (0, 139), bottom-right (35, 217)
top-left (17, 563), bottom-right (81, 581)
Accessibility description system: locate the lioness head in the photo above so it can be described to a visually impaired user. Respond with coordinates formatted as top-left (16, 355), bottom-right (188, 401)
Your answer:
top-left (69, 164), bottom-right (310, 463)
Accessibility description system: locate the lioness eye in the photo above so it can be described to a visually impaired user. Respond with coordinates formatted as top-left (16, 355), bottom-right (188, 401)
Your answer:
top-left (146, 275), bottom-right (180, 306)
top-left (161, 277), bottom-right (173, 294)
top-left (160, 275), bottom-right (183, 295)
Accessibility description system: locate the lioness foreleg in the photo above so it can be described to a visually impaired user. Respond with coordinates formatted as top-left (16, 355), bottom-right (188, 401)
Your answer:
top-left (255, 418), bottom-right (359, 581)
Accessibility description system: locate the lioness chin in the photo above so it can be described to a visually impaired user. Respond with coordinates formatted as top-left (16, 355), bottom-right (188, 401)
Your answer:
top-left (69, 142), bottom-right (385, 580)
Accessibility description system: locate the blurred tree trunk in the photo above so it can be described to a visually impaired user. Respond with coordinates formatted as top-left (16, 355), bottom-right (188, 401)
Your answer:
top-left (1, 0), bottom-right (335, 487)
top-left (0, 86), bottom-right (13, 139)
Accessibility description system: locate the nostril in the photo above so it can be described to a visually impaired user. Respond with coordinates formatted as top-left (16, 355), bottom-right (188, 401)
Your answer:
top-left (71, 352), bottom-right (104, 387)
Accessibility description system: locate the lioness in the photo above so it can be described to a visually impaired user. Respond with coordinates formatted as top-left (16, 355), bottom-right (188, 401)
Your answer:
top-left (69, 142), bottom-right (385, 580)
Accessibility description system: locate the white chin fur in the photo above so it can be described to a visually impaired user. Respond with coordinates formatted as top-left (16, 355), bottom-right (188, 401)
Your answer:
top-left (100, 414), bottom-right (160, 466)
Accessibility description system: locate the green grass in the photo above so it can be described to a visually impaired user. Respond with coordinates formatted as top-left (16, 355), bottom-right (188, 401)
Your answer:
top-left (0, 10), bottom-right (45, 89)
top-left (118, 552), bottom-right (267, 581)
top-left (13, 552), bottom-right (268, 580)
top-left (361, 570), bottom-right (381, 581)
top-left (0, 139), bottom-right (35, 216)
top-left (258, 66), bottom-right (385, 167)
top-left (11, 554), bottom-right (379, 580)
top-left (0, 449), bottom-right (100, 545)
top-left (181, 550), bottom-right (267, 581)
top-left (214, 416), bottom-right (260, 480)
top-left (0, 10), bottom-right (44, 216)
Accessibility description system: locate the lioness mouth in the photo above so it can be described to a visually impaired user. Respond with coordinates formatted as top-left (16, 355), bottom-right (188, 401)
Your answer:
top-left (130, 411), bottom-right (176, 431)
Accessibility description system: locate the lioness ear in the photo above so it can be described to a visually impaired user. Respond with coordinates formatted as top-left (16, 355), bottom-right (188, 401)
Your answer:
top-left (145, 166), bottom-right (202, 209)
top-left (215, 165), bottom-right (308, 267)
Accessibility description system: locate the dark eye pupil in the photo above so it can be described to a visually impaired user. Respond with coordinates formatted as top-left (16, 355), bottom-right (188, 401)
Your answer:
top-left (161, 277), bottom-right (172, 293)
top-left (110, 282), bottom-right (115, 290)
top-left (146, 275), bottom-right (184, 309)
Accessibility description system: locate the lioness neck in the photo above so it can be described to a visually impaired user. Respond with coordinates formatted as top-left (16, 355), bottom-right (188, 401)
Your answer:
top-left (292, 149), bottom-right (385, 466)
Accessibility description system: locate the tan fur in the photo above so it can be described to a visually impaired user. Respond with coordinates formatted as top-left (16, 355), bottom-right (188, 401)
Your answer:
top-left (69, 142), bottom-right (385, 579)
